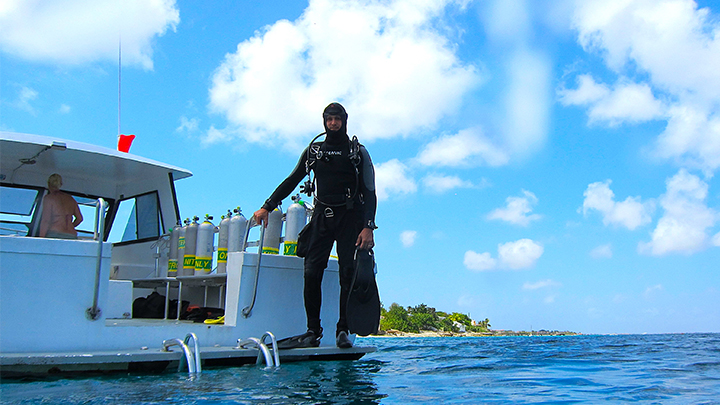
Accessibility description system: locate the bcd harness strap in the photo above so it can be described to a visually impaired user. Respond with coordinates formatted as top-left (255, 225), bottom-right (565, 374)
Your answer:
top-left (301, 133), bottom-right (362, 209)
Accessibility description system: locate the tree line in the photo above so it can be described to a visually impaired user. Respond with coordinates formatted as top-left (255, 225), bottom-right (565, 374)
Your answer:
top-left (379, 303), bottom-right (491, 333)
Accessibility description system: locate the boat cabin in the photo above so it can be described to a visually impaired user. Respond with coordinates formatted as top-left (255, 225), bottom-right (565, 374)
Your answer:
top-left (1, 132), bottom-right (369, 375)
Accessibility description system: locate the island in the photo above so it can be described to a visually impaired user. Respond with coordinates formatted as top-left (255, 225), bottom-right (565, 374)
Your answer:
top-left (373, 303), bottom-right (579, 337)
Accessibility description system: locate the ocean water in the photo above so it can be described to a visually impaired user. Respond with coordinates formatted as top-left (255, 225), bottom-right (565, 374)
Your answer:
top-left (1, 333), bottom-right (719, 404)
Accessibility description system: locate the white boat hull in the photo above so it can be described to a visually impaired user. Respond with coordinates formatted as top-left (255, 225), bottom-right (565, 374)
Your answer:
top-left (0, 236), bottom-right (372, 375)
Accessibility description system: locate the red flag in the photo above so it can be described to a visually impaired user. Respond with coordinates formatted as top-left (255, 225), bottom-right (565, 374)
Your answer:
top-left (118, 134), bottom-right (135, 152)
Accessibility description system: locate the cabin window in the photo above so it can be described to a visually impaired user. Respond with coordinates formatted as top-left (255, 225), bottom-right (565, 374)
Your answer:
top-left (108, 192), bottom-right (163, 243)
top-left (0, 184), bottom-right (42, 236)
top-left (1, 184), bottom-right (111, 238)
top-left (74, 196), bottom-right (107, 238)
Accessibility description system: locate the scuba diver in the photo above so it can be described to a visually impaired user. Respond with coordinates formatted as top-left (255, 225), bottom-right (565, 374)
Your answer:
top-left (253, 102), bottom-right (378, 349)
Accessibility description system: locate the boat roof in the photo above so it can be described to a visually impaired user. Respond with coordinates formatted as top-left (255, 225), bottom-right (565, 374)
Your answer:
top-left (1, 132), bottom-right (192, 194)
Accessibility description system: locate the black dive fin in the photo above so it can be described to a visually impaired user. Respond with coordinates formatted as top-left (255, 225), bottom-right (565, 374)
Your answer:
top-left (346, 249), bottom-right (381, 336)
top-left (276, 330), bottom-right (322, 349)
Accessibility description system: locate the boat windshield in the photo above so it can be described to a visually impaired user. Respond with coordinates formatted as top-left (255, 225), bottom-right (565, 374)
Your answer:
top-left (0, 184), bottom-right (42, 236)
top-left (0, 183), bottom-right (109, 238)
top-left (107, 191), bottom-right (164, 244)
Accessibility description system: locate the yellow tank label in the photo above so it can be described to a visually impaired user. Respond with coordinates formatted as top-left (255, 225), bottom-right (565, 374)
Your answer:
top-left (183, 255), bottom-right (196, 268)
top-left (178, 237), bottom-right (185, 249)
top-left (168, 259), bottom-right (178, 276)
top-left (262, 246), bottom-right (279, 255)
top-left (218, 248), bottom-right (228, 263)
top-left (195, 257), bottom-right (212, 272)
top-left (283, 241), bottom-right (297, 256)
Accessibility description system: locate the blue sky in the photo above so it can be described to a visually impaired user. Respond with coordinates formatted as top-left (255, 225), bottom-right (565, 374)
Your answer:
top-left (2, 0), bottom-right (719, 334)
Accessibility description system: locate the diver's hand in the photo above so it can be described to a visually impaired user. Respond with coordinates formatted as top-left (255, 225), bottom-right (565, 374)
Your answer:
top-left (253, 208), bottom-right (269, 227)
top-left (356, 228), bottom-right (374, 250)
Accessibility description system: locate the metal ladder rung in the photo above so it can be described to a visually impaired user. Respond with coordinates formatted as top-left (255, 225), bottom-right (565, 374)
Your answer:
top-left (162, 333), bottom-right (202, 374)
top-left (237, 331), bottom-right (279, 367)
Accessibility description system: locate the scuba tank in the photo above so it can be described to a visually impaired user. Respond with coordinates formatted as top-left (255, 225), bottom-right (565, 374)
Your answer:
top-left (262, 205), bottom-right (283, 254)
top-left (167, 220), bottom-right (183, 277)
top-left (183, 216), bottom-right (199, 276)
top-left (195, 215), bottom-right (215, 276)
top-left (176, 218), bottom-right (189, 276)
top-left (216, 211), bottom-right (231, 274)
top-left (284, 195), bottom-right (307, 256)
top-left (228, 207), bottom-right (248, 253)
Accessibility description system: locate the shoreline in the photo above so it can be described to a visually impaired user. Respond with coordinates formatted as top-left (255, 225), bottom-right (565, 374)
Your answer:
top-left (367, 330), bottom-right (581, 338)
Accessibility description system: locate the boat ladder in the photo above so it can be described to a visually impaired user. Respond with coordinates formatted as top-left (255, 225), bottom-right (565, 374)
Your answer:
top-left (162, 333), bottom-right (202, 374)
top-left (237, 331), bottom-right (280, 367)
top-left (240, 218), bottom-right (266, 318)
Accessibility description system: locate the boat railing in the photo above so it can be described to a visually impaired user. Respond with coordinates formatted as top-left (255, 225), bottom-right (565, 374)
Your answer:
top-left (240, 218), bottom-right (266, 318)
top-left (151, 234), bottom-right (171, 278)
top-left (237, 334), bottom-right (279, 367)
top-left (260, 331), bottom-right (280, 367)
top-left (183, 333), bottom-right (202, 373)
top-left (163, 335), bottom-right (201, 374)
top-left (86, 198), bottom-right (107, 321)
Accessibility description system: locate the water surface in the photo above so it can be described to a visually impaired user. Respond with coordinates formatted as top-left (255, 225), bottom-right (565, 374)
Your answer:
top-left (2, 333), bottom-right (718, 404)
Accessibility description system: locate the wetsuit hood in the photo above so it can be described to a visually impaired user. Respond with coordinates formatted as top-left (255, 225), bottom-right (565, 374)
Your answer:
top-left (323, 102), bottom-right (348, 142)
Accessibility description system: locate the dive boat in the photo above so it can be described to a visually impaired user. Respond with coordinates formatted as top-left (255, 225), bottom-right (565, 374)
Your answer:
top-left (0, 132), bottom-right (374, 377)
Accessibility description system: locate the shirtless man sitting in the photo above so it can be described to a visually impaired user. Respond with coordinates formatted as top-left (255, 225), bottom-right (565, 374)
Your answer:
top-left (39, 173), bottom-right (83, 239)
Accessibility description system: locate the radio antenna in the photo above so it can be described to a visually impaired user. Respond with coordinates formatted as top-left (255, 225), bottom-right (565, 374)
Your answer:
top-left (118, 35), bottom-right (122, 138)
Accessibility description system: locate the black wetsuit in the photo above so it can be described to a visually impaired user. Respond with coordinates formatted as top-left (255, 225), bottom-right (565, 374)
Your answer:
top-left (262, 132), bottom-right (377, 335)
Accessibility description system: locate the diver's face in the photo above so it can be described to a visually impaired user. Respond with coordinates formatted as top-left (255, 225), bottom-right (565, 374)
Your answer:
top-left (325, 115), bottom-right (343, 132)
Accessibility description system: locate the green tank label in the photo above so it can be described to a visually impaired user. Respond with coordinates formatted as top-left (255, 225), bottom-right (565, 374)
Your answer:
top-left (262, 246), bottom-right (279, 255)
top-left (218, 248), bottom-right (228, 263)
top-left (183, 255), bottom-right (196, 268)
top-left (167, 259), bottom-right (178, 276)
top-left (195, 256), bottom-right (212, 272)
top-left (284, 241), bottom-right (297, 256)
top-left (178, 237), bottom-right (185, 249)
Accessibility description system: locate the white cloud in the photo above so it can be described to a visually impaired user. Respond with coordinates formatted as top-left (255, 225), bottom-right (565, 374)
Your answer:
top-left (522, 279), bottom-right (560, 290)
top-left (465, 238), bottom-right (544, 271)
top-left (558, 74), bottom-right (609, 105)
top-left (422, 173), bottom-right (473, 194)
top-left (487, 189), bottom-right (541, 226)
top-left (416, 128), bottom-right (509, 167)
top-left (655, 105), bottom-right (720, 174)
top-left (464, 251), bottom-right (497, 272)
top-left (400, 230), bottom-right (417, 248)
top-left (498, 238), bottom-right (544, 269)
top-left (569, 0), bottom-right (720, 172)
top-left (15, 86), bottom-right (37, 114)
top-left (0, 0), bottom-right (179, 69)
top-left (375, 159), bottom-right (417, 201)
top-left (713, 232), bottom-right (720, 247)
top-left (177, 116), bottom-right (200, 133)
top-left (208, 0), bottom-right (479, 147)
top-left (639, 169), bottom-right (718, 255)
top-left (58, 104), bottom-right (71, 114)
top-left (582, 180), bottom-right (654, 230)
top-left (644, 284), bottom-right (663, 298)
top-left (560, 75), bottom-right (665, 125)
top-left (202, 126), bottom-right (232, 145)
top-left (481, 1), bottom-right (553, 156)
top-left (590, 244), bottom-right (613, 259)
top-left (503, 49), bottom-right (552, 154)
top-left (573, 0), bottom-right (720, 95)
top-left (483, 0), bottom-right (532, 44)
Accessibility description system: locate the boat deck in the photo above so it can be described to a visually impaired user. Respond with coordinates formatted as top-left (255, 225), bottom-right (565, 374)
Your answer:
top-left (0, 345), bottom-right (376, 377)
